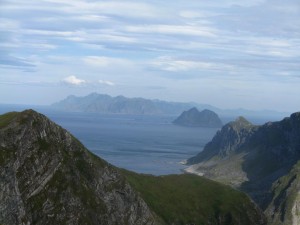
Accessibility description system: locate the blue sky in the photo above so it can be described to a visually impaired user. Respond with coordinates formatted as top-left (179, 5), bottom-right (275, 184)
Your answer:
top-left (0, 0), bottom-right (299, 112)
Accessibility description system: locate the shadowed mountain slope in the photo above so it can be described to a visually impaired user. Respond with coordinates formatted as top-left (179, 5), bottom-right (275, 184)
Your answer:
top-left (186, 112), bottom-right (300, 224)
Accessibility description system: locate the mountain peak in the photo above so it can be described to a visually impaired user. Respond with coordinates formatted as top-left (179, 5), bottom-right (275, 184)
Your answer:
top-left (189, 107), bottom-right (199, 112)
top-left (235, 116), bottom-right (252, 125)
top-left (0, 110), bottom-right (156, 225)
top-left (186, 111), bottom-right (300, 224)
top-left (226, 116), bottom-right (253, 130)
top-left (291, 111), bottom-right (300, 121)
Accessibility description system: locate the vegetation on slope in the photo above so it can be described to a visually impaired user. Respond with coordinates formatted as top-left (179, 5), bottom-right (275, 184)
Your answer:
top-left (122, 170), bottom-right (266, 225)
top-left (0, 111), bottom-right (19, 128)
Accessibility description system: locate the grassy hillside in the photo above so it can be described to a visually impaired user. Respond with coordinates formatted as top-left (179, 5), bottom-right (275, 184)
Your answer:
top-left (122, 170), bottom-right (266, 225)
top-left (0, 111), bottom-right (19, 128)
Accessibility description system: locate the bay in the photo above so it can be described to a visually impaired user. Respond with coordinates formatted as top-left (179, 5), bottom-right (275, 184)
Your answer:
top-left (0, 104), bottom-right (218, 175)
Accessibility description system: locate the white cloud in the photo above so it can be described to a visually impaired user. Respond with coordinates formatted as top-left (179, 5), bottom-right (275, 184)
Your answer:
top-left (98, 80), bottom-right (115, 86)
top-left (62, 75), bottom-right (86, 85)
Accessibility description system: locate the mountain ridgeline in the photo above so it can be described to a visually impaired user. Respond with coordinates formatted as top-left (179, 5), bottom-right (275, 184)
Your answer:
top-left (51, 93), bottom-right (289, 122)
top-left (173, 107), bottom-right (223, 128)
top-left (0, 110), bottom-right (156, 225)
top-left (51, 93), bottom-right (212, 115)
top-left (186, 112), bottom-right (300, 225)
top-left (0, 110), bottom-right (265, 225)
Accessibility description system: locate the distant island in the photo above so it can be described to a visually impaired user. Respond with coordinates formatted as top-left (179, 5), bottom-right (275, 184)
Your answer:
top-left (51, 92), bottom-right (288, 121)
top-left (173, 107), bottom-right (223, 128)
top-left (51, 92), bottom-right (214, 115)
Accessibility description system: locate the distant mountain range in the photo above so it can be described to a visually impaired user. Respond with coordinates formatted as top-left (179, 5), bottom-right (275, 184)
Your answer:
top-left (186, 112), bottom-right (300, 225)
top-left (51, 93), bottom-right (288, 122)
top-left (173, 107), bottom-right (222, 128)
top-left (51, 93), bottom-right (200, 115)
top-left (0, 110), bottom-right (265, 225)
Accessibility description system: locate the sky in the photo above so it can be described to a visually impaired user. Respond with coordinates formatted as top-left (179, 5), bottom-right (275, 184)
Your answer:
top-left (0, 0), bottom-right (299, 112)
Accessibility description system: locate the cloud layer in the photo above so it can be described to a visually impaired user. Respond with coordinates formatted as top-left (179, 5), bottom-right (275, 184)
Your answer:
top-left (0, 0), bottom-right (299, 111)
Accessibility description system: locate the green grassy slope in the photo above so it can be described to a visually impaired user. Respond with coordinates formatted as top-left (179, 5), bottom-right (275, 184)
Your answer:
top-left (0, 111), bottom-right (19, 128)
top-left (122, 170), bottom-right (266, 225)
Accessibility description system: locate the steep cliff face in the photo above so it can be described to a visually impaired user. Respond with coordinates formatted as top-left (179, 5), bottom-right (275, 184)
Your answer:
top-left (187, 116), bottom-right (256, 164)
top-left (173, 108), bottom-right (222, 128)
top-left (186, 112), bottom-right (300, 224)
top-left (0, 110), bottom-right (156, 225)
top-left (265, 161), bottom-right (300, 225)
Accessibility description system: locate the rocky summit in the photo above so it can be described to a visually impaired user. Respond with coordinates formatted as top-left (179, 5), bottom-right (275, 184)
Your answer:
top-left (186, 112), bottom-right (300, 225)
top-left (0, 110), bottom-right (156, 225)
top-left (173, 108), bottom-right (223, 128)
top-left (0, 109), bottom-right (266, 225)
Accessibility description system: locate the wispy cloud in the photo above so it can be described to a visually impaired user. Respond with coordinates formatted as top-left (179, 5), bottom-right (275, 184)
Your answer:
top-left (151, 56), bottom-right (234, 73)
top-left (125, 24), bottom-right (217, 37)
top-left (83, 56), bottom-right (132, 68)
top-left (0, 0), bottom-right (300, 111)
top-left (0, 54), bottom-right (35, 69)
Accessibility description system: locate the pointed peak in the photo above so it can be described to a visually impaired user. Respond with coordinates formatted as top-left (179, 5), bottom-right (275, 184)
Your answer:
top-left (227, 116), bottom-right (253, 130)
top-left (235, 116), bottom-right (251, 124)
top-left (291, 112), bottom-right (300, 119)
top-left (0, 109), bottom-right (44, 129)
top-left (184, 107), bottom-right (202, 116)
top-left (188, 107), bottom-right (199, 112)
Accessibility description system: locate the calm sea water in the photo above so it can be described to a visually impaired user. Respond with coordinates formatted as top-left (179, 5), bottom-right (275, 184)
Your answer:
top-left (0, 104), bottom-right (219, 175)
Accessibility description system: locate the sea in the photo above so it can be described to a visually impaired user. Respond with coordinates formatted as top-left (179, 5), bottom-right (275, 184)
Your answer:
top-left (0, 104), bottom-right (221, 175)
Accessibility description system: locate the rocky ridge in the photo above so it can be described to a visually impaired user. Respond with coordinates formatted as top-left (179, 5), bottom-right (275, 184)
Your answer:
top-left (0, 110), bottom-right (156, 225)
top-left (186, 112), bottom-right (300, 224)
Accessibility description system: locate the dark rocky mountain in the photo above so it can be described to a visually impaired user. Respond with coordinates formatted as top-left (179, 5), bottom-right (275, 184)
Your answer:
top-left (0, 110), bottom-right (266, 225)
top-left (0, 110), bottom-right (156, 225)
top-left (186, 112), bottom-right (300, 224)
top-left (51, 93), bottom-right (211, 115)
top-left (173, 107), bottom-right (222, 127)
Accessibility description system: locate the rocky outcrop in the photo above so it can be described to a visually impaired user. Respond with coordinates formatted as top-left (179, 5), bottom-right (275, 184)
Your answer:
top-left (265, 161), bottom-right (300, 225)
top-left (185, 112), bottom-right (300, 224)
top-left (187, 116), bottom-right (256, 164)
top-left (0, 110), bottom-right (157, 225)
top-left (173, 108), bottom-right (222, 128)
